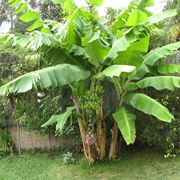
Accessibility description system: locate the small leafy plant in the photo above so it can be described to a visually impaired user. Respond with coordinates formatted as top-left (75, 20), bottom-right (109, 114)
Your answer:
top-left (61, 151), bottom-right (75, 165)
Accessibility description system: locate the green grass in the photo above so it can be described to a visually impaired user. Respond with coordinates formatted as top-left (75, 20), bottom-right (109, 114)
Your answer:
top-left (0, 150), bottom-right (179, 180)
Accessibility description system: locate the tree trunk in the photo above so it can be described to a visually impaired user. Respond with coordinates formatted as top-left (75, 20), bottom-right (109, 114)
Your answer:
top-left (73, 97), bottom-right (93, 162)
top-left (109, 122), bottom-right (119, 160)
top-left (78, 118), bottom-right (95, 163)
top-left (96, 104), bottom-right (106, 160)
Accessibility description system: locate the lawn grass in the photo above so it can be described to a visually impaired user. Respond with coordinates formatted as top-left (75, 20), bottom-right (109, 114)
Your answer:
top-left (0, 149), bottom-right (179, 180)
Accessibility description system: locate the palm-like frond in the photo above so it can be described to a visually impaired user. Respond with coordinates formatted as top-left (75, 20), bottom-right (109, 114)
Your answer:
top-left (0, 64), bottom-right (90, 96)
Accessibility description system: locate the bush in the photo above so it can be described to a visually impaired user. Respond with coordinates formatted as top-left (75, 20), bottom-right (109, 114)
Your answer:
top-left (137, 89), bottom-right (180, 157)
top-left (0, 129), bottom-right (13, 157)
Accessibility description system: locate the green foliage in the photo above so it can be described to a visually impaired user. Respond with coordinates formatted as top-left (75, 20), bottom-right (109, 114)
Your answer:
top-left (42, 106), bottom-right (76, 131)
top-left (0, 129), bottom-right (13, 157)
top-left (97, 65), bottom-right (135, 79)
top-left (125, 9), bottom-right (148, 26)
top-left (149, 29), bottom-right (170, 50)
top-left (155, 64), bottom-right (180, 74)
top-left (0, 64), bottom-right (90, 96)
top-left (144, 41), bottom-right (180, 66)
top-left (124, 93), bottom-right (174, 122)
top-left (61, 151), bottom-right (75, 165)
top-left (15, 88), bottom-right (74, 135)
top-left (137, 76), bottom-right (180, 90)
top-left (137, 90), bottom-right (180, 156)
top-left (146, 9), bottom-right (177, 25)
top-left (113, 107), bottom-right (136, 145)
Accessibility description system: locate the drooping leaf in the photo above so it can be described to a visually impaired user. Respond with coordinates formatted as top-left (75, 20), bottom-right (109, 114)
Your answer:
top-left (124, 93), bottom-right (174, 122)
top-left (146, 9), bottom-right (177, 25)
top-left (0, 32), bottom-right (59, 51)
top-left (41, 106), bottom-right (76, 131)
top-left (0, 64), bottom-right (90, 96)
top-left (137, 76), bottom-right (180, 90)
top-left (144, 41), bottom-right (180, 66)
top-left (113, 107), bottom-right (136, 145)
top-left (56, 107), bottom-right (75, 130)
top-left (155, 64), bottom-right (180, 74)
top-left (41, 115), bottom-right (58, 127)
top-left (97, 65), bottom-right (135, 79)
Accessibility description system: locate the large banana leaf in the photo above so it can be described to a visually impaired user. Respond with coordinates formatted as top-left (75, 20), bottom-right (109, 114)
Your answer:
top-left (97, 65), bottom-right (136, 79)
top-left (144, 41), bottom-right (180, 66)
top-left (155, 64), bottom-right (180, 74)
top-left (146, 9), bottom-right (177, 25)
top-left (85, 39), bottom-right (110, 67)
top-left (107, 35), bottom-right (138, 59)
top-left (113, 107), bottom-right (136, 145)
top-left (125, 9), bottom-right (148, 26)
top-left (137, 76), bottom-right (180, 90)
top-left (112, 0), bottom-right (153, 30)
top-left (113, 36), bottom-right (149, 67)
top-left (0, 64), bottom-right (90, 96)
top-left (124, 93), bottom-right (174, 122)
top-left (41, 106), bottom-right (76, 131)
top-left (108, 24), bottom-right (152, 61)
top-left (0, 32), bottom-right (59, 51)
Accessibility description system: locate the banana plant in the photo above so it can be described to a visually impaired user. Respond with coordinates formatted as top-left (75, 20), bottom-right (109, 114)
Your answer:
top-left (0, 0), bottom-right (180, 162)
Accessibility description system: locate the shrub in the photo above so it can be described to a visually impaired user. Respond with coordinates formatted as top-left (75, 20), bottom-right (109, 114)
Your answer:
top-left (0, 129), bottom-right (13, 157)
top-left (137, 89), bottom-right (180, 157)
